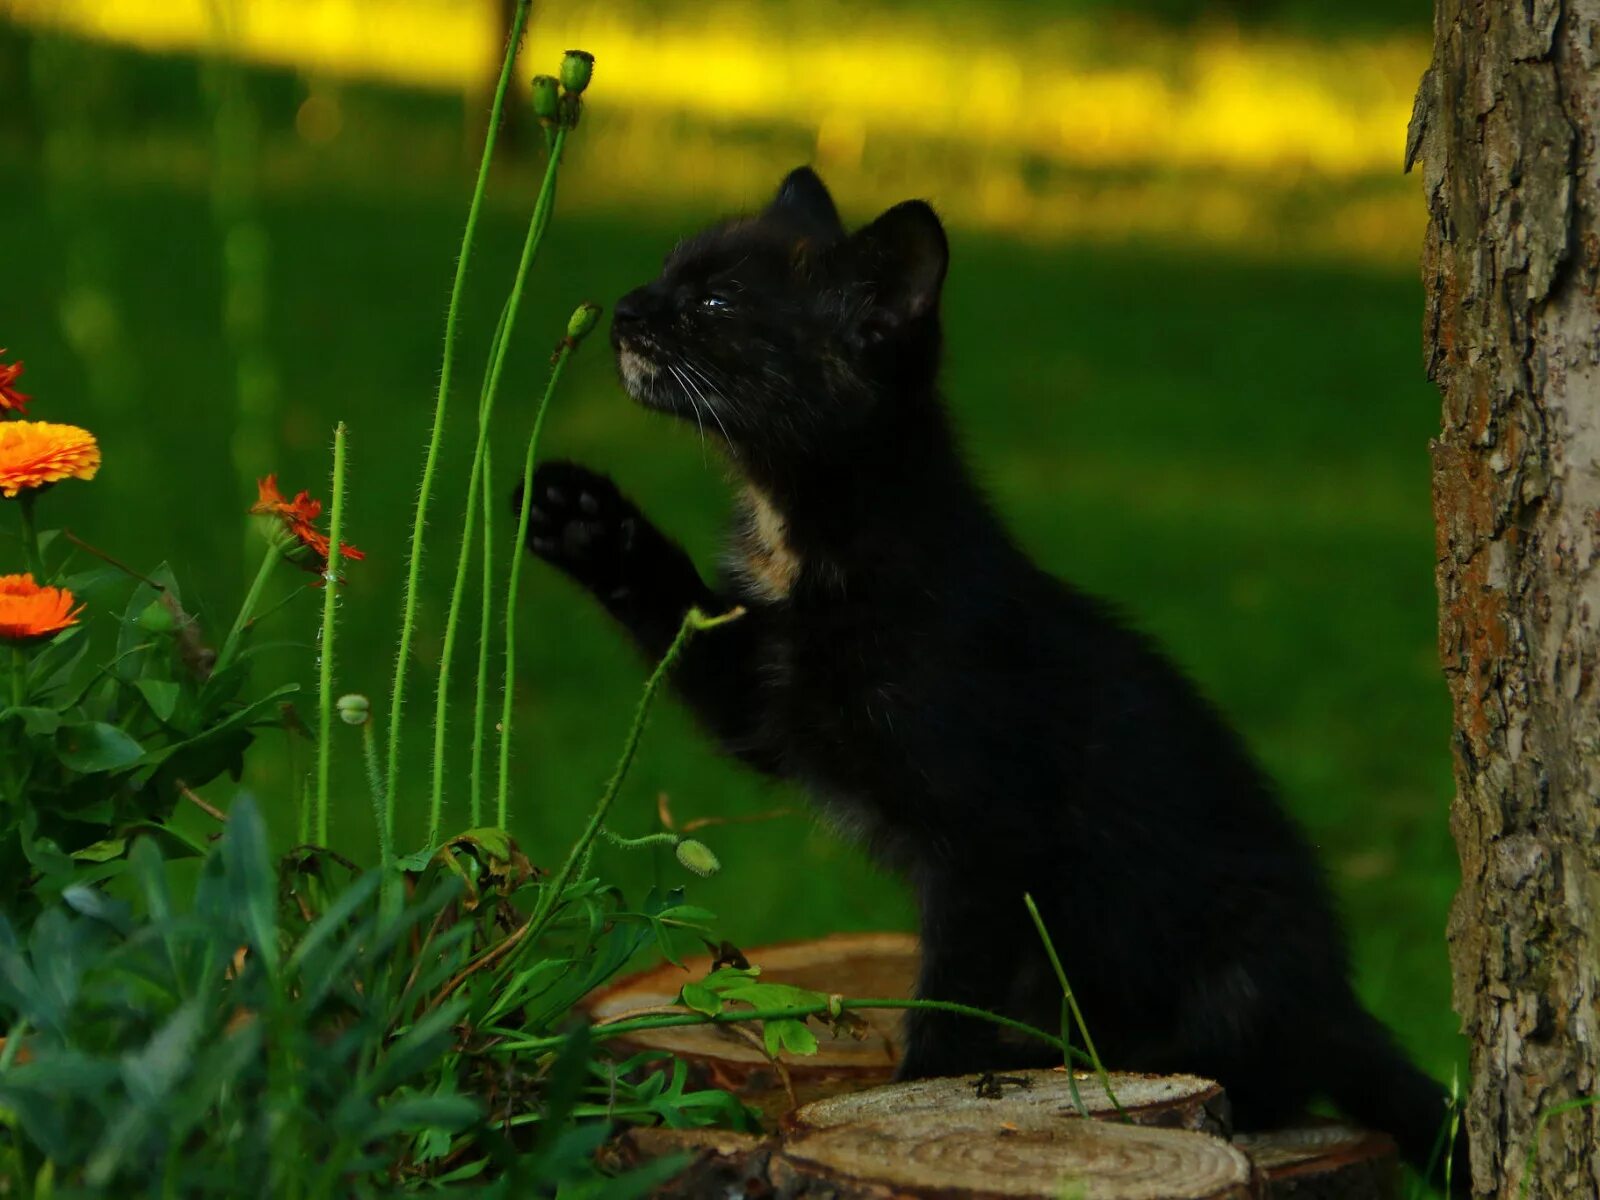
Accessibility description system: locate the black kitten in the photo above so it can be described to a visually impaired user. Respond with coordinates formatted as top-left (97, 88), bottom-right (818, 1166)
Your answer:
top-left (518, 168), bottom-right (1463, 1190)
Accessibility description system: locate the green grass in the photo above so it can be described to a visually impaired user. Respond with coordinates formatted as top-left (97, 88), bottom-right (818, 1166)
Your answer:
top-left (0, 25), bottom-right (1460, 1099)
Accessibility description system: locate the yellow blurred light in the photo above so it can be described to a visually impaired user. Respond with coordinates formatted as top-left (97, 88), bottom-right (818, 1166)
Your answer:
top-left (4, 0), bottom-right (1426, 179)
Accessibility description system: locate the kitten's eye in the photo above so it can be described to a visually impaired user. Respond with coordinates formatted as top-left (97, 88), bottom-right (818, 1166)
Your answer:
top-left (700, 294), bottom-right (732, 313)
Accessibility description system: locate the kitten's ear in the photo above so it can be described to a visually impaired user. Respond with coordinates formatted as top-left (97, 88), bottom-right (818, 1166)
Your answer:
top-left (767, 166), bottom-right (844, 237)
top-left (844, 200), bottom-right (948, 337)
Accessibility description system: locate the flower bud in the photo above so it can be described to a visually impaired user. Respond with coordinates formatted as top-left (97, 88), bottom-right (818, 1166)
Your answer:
top-left (674, 838), bottom-right (721, 877)
top-left (337, 693), bottom-right (371, 726)
top-left (567, 302), bottom-right (602, 344)
top-left (531, 74), bottom-right (560, 124)
top-left (559, 50), bottom-right (594, 95)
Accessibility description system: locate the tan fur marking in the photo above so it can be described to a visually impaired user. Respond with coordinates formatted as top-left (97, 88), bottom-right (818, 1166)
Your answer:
top-left (735, 485), bottom-right (802, 601)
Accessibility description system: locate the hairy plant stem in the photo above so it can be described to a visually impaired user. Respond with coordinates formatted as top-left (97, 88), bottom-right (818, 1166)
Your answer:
top-left (360, 719), bottom-right (395, 913)
top-left (599, 827), bottom-right (680, 851)
top-left (383, 0), bottom-right (532, 816)
top-left (314, 423), bottom-right (348, 847)
top-left (217, 541), bottom-right (281, 671)
top-left (469, 447), bottom-right (494, 829)
top-left (497, 339), bottom-right (578, 828)
top-left (523, 607), bottom-right (742, 943)
top-left (497, 997), bottom-right (1080, 1062)
top-left (426, 125), bottom-right (570, 849)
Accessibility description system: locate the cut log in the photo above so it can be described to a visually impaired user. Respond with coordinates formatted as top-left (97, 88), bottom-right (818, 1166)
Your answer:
top-left (785, 1068), bottom-right (1231, 1137)
top-left (1233, 1123), bottom-right (1398, 1199)
top-left (781, 1115), bottom-right (1256, 1199)
top-left (583, 931), bottom-right (917, 1113)
top-left (608, 1117), bottom-right (1255, 1199)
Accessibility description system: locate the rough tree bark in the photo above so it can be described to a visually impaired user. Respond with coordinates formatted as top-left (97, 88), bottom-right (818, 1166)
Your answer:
top-left (1411, 0), bottom-right (1600, 1194)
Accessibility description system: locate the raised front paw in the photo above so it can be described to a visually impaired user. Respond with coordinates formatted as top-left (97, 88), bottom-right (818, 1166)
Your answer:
top-left (514, 461), bottom-right (642, 599)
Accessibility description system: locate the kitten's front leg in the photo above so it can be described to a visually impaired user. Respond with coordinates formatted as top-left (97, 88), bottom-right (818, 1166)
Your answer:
top-left (898, 882), bottom-right (1057, 1080)
top-left (519, 460), bottom-right (714, 653)
top-left (517, 461), bottom-right (779, 772)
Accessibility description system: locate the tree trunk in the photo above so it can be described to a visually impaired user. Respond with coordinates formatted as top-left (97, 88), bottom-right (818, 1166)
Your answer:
top-left (1412, 0), bottom-right (1600, 1194)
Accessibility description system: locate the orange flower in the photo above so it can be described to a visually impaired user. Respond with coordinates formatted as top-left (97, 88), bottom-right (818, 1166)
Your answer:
top-left (0, 421), bottom-right (100, 498)
top-left (250, 474), bottom-right (364, 575)
top-left (0, 574), bottom-right (82, 641)
top-left (0, 351), bottom-right (30, 416)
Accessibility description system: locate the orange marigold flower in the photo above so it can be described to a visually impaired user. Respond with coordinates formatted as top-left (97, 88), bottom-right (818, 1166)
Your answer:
top-left (0, 574), bottom-right (82, 641)
top-left (0, 351), bottom-right (30, 416)
top-left (250, 474), bottom-right (364, 575)
top-left (0, 421), bottom-right (100, 498)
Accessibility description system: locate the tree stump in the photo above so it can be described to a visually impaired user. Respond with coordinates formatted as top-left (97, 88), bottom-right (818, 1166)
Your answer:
top-left (609, 1120), bottom-right (1255, 1199)
top-left (784, 1069), bottom-right (1230, 1137)
top-left (1233, 1124), bottom-right (1399, 1199)
top-left (591, 935), bottom-right (1399, 1198)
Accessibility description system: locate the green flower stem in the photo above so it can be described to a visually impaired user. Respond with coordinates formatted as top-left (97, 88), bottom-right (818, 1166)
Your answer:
top-left (599, 827), bottom-right (680, 851)
top-left (425, 125), bottom-right (570, 850)
top-left (217, 541), bottom-right (281, 671)
top-left (9, 646), bottom-right (21, 710)
top-left (525, 607), bottom-right (742, 940)
top-left (469, 446), bottom-right (493, 829)
top-left (361, 718), bottom-right (397, 914)
top-left (496, 997), bottom-right (1078, 1062)
top-left (497, 339), bottom-right (578, 829)
top-left (16, 492), bottom-right (43, 579)
top-left (1025, 891), bottom-right (1122, 1118)
top-left (314, 422), bottom-right (349, 847)
top-left (384, 0), bottom-right (533, 813)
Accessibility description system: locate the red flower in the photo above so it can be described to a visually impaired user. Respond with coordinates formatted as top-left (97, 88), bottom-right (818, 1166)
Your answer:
top-left (0, 351), bottom-right (30, 416)
top-left (250, 474), bottom-right (364, 576)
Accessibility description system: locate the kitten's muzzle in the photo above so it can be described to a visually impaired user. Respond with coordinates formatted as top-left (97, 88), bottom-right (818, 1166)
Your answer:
top-left (610, 284), bottom-right (667, 347)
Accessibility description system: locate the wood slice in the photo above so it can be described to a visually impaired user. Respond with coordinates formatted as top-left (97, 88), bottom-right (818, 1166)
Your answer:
top-left (610, 1117), bottom-right (1255, 1200)
top-left (1233, 1123), bottom-right (1399, 1199)
top-left (783, 1116), bottom-right (1256, 1199)
top-left (785, 1068), bottom-right (1231, 1138)
top-left (584, 931), bottom-right (918, 1110)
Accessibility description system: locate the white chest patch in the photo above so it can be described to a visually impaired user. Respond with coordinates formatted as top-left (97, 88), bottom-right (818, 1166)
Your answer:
top-left (732, 485), bottom-right (803, 602)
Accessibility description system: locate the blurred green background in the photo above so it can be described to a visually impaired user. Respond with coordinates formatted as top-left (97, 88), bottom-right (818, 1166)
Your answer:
top-left (0, 0), bottom-right (1459, 1092)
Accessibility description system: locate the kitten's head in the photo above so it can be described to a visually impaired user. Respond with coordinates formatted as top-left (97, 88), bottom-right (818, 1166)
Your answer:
top-left (610, 167), bottom-right (948, 465)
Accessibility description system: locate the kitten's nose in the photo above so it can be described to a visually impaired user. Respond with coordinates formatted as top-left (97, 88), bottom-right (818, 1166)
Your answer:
top-left (612, 285), bottom-right (660, 327)
top-left (613, 288), bottom-right (645, 325)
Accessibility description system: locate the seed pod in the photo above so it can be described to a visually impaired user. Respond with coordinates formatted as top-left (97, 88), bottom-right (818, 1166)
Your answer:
top-left (531, 74), bottom-right (560, 124)
top-left (675, 838), bottom-right (721, 877)
top-left (336, 693), bottom-right (371, 726)
top-left (560, 50), bottom-right (594, 95)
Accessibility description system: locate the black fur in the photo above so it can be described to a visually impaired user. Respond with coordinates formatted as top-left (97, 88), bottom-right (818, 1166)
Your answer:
top-left (517, 167), bottom-right (1465, 1192)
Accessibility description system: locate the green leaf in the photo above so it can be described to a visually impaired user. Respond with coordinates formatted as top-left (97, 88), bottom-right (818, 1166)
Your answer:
top-left (3, 706), bottom-right (61, 736)
top-left (362, 1095), bottom-right (481, 1141)
top-left (220, 796), bottom-right (278, 975)
top-left (70, 838), bottom-right (128, 864)
top-left (134, 679), bottom-right (180, 723)
top-left (679, 982), bottom-right (720, 1017)
top-left (55, 722), bottom-right (145, 773)
top-left (770, 1018), bottom-right (819, 1057)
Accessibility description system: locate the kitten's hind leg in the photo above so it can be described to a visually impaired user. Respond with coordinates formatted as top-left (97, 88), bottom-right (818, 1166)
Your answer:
top-left (515, 460), bottom-right (780, 774)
